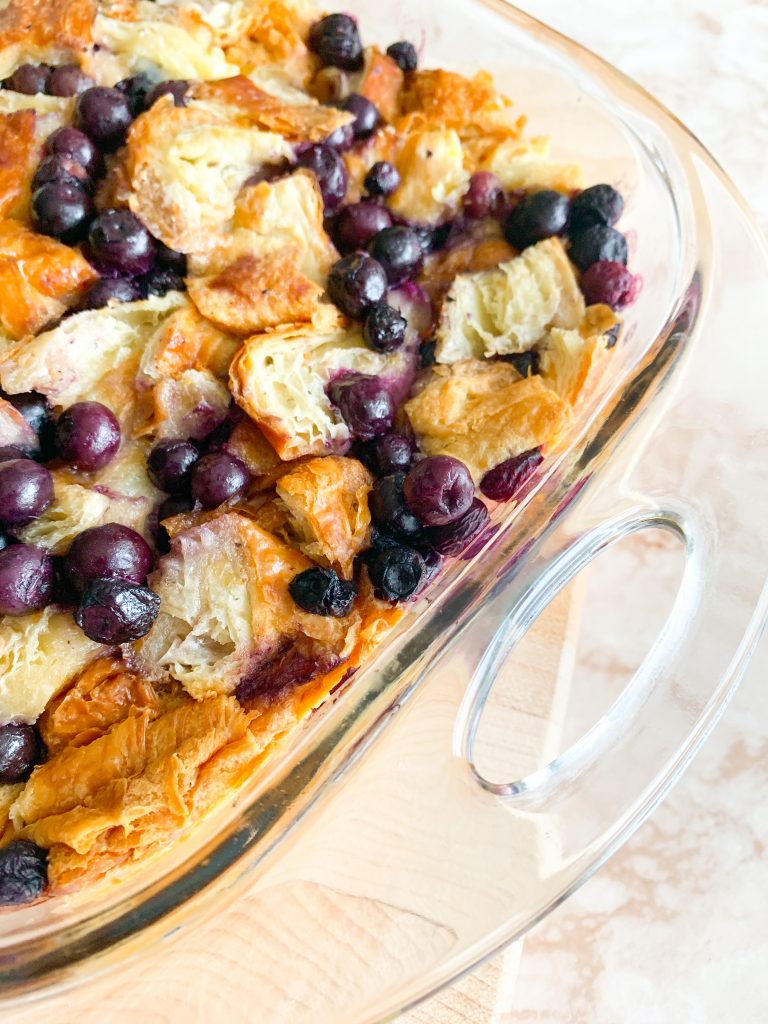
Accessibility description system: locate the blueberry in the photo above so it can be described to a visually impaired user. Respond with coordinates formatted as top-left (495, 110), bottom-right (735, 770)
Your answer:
top-left (479, 448), bottom-right (543, 502)
top-left (55, 401), bottom-right (121, 471)
top-left (75, 277), bottom-right (143, 311)
top-left (32, 180), bottom-right (93, 243)
top-left (190, 452), bottom-right (251, 508)
top-left (308, 14), bottom-right (363, 71)
top-left (154, 240), bottom-right (187, 275)
top-left (145, 79), bottom-right (189, 109)
top-left (368, 225), bottom-right (423, 285)
top-left (48, 64), bottom-right (94, 97)
top-left (504, 190), bottom-right (570, 250)
top-left (0, 840), bottom-right (48, 905)
top-left (5, 63), bottom-right (51, 95)
top-left (427, 497), bottom-right (490, 556)
top-left (363, 302), bottom-right (407, 353)
top-left (364, 161), bottom-right (400, 198)
top-left (365, 433), bottom-right (415, 476)
top-left (404, 455), bottom-right (474, 527)
top-left (116, 72), bottom-right (158, 115)
top-left (366, 544), bottom-right (425, 601)
top-left (87, 208), bottom-right (155, 278)
top-left (0, 544), bottom-right (55, 615)
top-left (4, 391), bottom-right (52, 445)
top-left (0, 724), bottom-right (40, 783)
top-left (569, 183), bottom-right (624, 234)
top-left (0, 447), bottom-right (28, 463)
top-left (289, 566), bottom-right (357, 617)
top-left (75, 87), bottom-right (134, 150)
top-left (334, 202), bottom-right (392, 253)
top-left (369, 472), bottom-right (422, 539)
top-left (44, 127), bottom-right (102, 178)
top-left (420, 340), bottom-right (437, 367)
top-left (340, 93), bottom-right (380, 139)
top-left (386, 41), bottom-right (418, 73)
top-left (64, 523), bottom-right (154, 591)
top-left (568, 224), bottom-right (628, 271)
top-left (327, 252), bottom-right (387, 318)
top-left (580, 259), bottom-right (639, 308)
top-left (141, 267), bottom-right (186, 296)
top-left (327, 374), bottom-right (395, 441)
top-left (74, 577), bottom-right (160, 644)
top-left (464, 171), bottom-right (504, 220)
top-left (0, 459), bottom-right (54, 528)
top-left (296, 143), bottom-right (348, 209)
top-left (32, 154), bottom-right (92, 193)
top-left (325, 121), bottom-right (355, 152)
top-left (147, 439), bottom-right (199, 493)
top-left (499, 351), bottom-right (540, 377)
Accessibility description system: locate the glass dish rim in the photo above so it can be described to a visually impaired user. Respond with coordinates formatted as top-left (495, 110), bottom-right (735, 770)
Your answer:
top-left (1, 0), bottom-right (765, 1013)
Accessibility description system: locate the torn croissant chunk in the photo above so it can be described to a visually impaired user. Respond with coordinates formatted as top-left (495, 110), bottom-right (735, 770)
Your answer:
top-left (134, 512), bottom-right (363, 700)
top-left (404, 360), bottom-right (571, 482)
top-left (435, 237), bottom-right (585, 363)
top-left (275, 456), bottom-right (373, 578)
top-left (229, 315), bottom-right (417, 460)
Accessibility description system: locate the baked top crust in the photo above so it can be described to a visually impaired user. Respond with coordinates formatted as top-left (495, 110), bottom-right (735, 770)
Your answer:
top-left (0, 0), bottom-right (635, 895)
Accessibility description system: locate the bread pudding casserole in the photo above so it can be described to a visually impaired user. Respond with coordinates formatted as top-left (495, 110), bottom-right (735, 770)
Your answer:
top-left (0, 0), bottom-right (639, 904)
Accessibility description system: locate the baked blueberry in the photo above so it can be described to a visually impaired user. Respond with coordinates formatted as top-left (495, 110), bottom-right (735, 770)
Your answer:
top-left (190, 452), bottom-right (251, 508)
top-left (386, 41), bottom-right (418, 73)
top-left (0, 544), bottom-right (55, 615)
top-left (479, 448), bottom-right (543, 502)
top-left (48, 64), bottom-right (94, 97)
top-left (403, 455), bottom-right (474, 527)
top-left (55, 401), bottom-right (121, 471)
top-left (4, 391), bottom-right (52, 444)
top-left (0, 459), bottom-right (54, 528)
top-left (369, 472), bottom-right (422, 539)
top-left (32, 180), bottom-right (93, 243)
top-left (154, 240), bottom-right (188, 275)
top-left (147, 439), bottom-right (199, 493)
top-left (334, 202), bottom-right (392, 252)
top-left (296, 143), bottom-right (348, 208)
top-left (145, 79), bottom-right (188, 109)
top-left (309, 14), bottom-right (363, 71)
top-left (0, 840), bottom-right (48, 905)
top-left (74, 87), bottom-right (134, 150)
top-left (75, 277), bottom-right (143, 311)
top-left (569, 183), bottom-right (624, 234)
top-left (427, 497), bottom-right (490, 556)
top-left (363, 302), bottom-right (407, 352)
top-left (75, 577), bottom-right (160, 643)
top-left (366, 543), bottom-right (425, 601)
top-left (327, 374), bottom-right (395, 441)
top-left (366, 433), bottom-right (415, 476)
top-left (64, 523), bottom-right (154, 591)
top-left (142, 267), bottom-right (186, 296)
top-left (0, 724), bottom-right (41, 783)
top-left (368, 225), bottom-right (423, 285)
top-left (327, 252), bottom-right (387, 318)
top-left (340, 93), bottom-right (380, 139)
top-left (499, 351), bottom-right (540, 378)
top-left (87, 209), bottom-right (155, 277)
top-left (463, 171), bottom-right (504, 220)
top-left (504, 189), bottom-right (570, 250)
top-left (580, 259), bottom-right (639, 308)
top-left (44, 127), bottom-right (102, 178)
top-left (364, 161), bottom-right (400, 197)
top-left (116, 72), bottom-right (158, 115)
top-left (32, 154), bottom-right (92, 193)
top-left (5, 63), bottom-right (51, 95)
top-left (289, 566), bottom-right (357, 617)
top-left (568, 224), bottom-right (628, 271)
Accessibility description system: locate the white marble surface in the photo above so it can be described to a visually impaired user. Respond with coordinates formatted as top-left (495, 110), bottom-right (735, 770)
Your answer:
top-left (501, 2), bottom-right (768, 1021)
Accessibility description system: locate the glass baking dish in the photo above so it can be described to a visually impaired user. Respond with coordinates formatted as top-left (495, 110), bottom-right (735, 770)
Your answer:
top-left (2, 0), bottom-right (768, 1019)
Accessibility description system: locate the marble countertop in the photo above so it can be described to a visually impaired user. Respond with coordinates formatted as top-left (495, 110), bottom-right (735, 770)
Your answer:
top-left (497, 2), bottom-right (768, 1021)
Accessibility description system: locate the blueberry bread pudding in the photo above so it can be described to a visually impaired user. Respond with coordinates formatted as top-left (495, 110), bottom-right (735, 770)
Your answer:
top-left (0, 0), bottom-right (639, 904)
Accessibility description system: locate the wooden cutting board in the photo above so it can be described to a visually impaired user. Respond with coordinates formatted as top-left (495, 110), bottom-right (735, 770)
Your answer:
top-left (7, 587), bottom-right (580, 1024)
